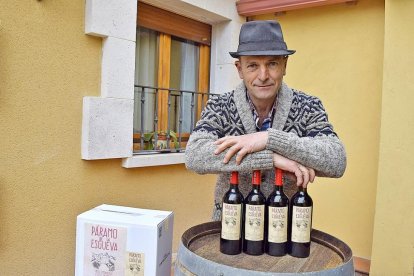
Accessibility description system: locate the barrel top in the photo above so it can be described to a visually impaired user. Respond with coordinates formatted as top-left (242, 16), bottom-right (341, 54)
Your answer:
top-left (181, 221), bottom-right (353, 274)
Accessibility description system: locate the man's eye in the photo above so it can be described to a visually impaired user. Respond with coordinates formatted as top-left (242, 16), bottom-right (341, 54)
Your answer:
top-left (247, 64), bottom-right (257, 69)
top-left (269, 62), bottom-right (278, 67)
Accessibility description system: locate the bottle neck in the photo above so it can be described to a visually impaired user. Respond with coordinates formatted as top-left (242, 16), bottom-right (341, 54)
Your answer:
top-left (298, 186), bottom-right (307, 194)
top-left (252, 184), bottom-right (261, 192)
top-left (230, 171), bottom-right (239, 184)
top-left (229, 184), bottom-right (239, 191)
top-left (274, 185), bottom-right (283, 192)
top-left (252, 170), bottom-right (261, 185)
top-left (275, 168), bottom-right (283, 186)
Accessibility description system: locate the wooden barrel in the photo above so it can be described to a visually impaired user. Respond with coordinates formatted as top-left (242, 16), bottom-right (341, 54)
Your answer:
top-left (175, 221), bottom-right (354, 275)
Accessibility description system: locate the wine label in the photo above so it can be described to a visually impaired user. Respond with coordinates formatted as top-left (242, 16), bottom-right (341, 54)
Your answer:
top-left (83, 223), bottom-right (127, 276)
top-left (221, 203), bottom-right (242, 240)
top-left (291, 206), bottom-right (312, 243)
top-left (268, 206), bottom-right (288, 243)
top-left (244, 204), bottom-right (265, 241)
top-left (125, 252), bottom-right (145, 276)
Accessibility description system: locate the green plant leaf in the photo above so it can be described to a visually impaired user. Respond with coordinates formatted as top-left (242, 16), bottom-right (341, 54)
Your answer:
top-left (169, 130), bottom-right (177, 141)
top-left (143, 132), bottom-right (154, 142)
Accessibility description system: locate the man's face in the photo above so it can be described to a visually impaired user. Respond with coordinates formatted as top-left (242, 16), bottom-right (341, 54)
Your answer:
top-left (235, 55), bottom-right (287, 104)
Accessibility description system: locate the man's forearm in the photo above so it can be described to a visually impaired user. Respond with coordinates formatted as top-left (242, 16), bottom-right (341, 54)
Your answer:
top-left (266, 128), bottom-right (346, 177)
top-left (185, 132), bottom-right (274, 174)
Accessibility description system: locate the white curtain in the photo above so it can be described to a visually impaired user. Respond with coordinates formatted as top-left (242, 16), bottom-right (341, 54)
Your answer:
top-left (134, 27), bottom-right (157, 133)
top-left (179, 41), bottom-right (199, 133)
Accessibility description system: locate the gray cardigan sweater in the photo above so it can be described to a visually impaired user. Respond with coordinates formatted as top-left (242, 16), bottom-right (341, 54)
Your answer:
top-left (185, 82), bottom-right (346, 220)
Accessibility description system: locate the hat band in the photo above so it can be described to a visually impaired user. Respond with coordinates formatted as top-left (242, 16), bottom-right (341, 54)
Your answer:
top-left (237, 40), bottom-right (288, 53)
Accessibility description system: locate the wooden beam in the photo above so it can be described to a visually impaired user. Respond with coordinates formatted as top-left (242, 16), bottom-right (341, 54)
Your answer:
top-left (197, 45), bottom-right (210, 121)
top-left (157, 33), bottom-right (171, 131)
top-left (236, 0), bottom-right (358, 16)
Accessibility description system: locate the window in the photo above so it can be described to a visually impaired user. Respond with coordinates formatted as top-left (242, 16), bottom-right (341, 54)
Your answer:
top-left (82, 0), bottom-right (241, 163)
top-left (133, 3), bottom-right (211, 154)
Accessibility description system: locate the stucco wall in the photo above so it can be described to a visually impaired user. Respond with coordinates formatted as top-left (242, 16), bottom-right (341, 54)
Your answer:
top-left (2, 0), bottom-right (413, 274)
top-left (370, 0), bottom-right (414, 274)
top-left (254, 0), bottom-right (384, 258)
top-left (0, 1), bottom-right (216, 275)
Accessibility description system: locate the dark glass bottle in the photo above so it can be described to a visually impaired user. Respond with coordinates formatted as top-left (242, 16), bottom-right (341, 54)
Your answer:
top-left (266, 168), bottom-right (289, 256)
top-left (220, 171), bottom-right (244, 255)
top-left (243, 170), bottom-right (266, 255)
top-left (289, 185), bottom-right (313, 258)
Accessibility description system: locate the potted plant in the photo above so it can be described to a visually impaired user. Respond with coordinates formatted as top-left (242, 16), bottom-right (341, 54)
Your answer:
top-left (142, 130), bottom-right (179, 151)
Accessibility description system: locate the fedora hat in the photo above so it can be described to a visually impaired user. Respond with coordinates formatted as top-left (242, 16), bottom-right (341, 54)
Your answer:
top-left (229, 20), bottom-right (295, 58)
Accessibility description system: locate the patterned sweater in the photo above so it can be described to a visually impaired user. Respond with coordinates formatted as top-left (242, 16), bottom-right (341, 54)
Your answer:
top-left (185, 82), bottom-right (346, 220)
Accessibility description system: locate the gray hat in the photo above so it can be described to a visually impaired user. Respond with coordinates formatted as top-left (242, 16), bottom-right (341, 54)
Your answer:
top-left (229, 20), bottom-right (295, 58)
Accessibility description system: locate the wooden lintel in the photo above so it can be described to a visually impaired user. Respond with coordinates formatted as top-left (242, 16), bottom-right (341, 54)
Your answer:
top-left (236, 0), bottom-right (358, 16)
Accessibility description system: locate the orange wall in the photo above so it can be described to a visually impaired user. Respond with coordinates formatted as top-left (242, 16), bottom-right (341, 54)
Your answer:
top-left (0, 1), bottom-right (216, 274)
top-left (254, 0), bottom-right (384, 258)
top-left (370, 0), bottom-right (414, 274)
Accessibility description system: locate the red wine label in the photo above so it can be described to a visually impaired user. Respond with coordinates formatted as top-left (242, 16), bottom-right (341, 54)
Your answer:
top-left (221, 203), bottom-right (242, 240)
top-left (268, 206), bottom-right (288, 243)
top-left (83, 223), bottom-right (127, 276)
top-left (244, 204), bottom-right (265, 241)
top-left (291, 206), bottom-right (312, 243)
top-left (125, 252), bottom-right (145, 276)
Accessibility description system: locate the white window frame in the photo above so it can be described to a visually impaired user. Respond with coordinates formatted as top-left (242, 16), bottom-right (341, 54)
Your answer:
top-left (81, 0), bottom-right (244, 168)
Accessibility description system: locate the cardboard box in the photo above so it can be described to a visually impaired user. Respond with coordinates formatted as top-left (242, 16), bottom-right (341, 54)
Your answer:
top-left (75, 204), bottom-right (174, 276)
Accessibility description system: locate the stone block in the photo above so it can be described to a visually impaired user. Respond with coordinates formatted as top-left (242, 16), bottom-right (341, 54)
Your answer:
top-left (82, 97), bottom-right (134, 160)
top-left (101, 37), bottom-right (136, 99)
top-left (85, 0), bottom-right (137, 41)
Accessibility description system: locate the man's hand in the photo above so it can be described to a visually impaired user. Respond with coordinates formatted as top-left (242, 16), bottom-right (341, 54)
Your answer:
top-left (273, 153), bottom-right (315, 188)
top-left (214, 132), bottom-right (268, 165)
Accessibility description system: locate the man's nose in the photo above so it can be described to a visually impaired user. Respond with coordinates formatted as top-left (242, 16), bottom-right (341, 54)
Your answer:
top-left (257, 65), bottom-right (269, 81)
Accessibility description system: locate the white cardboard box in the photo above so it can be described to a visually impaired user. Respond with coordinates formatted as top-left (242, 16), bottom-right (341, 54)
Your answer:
top-left (75, 204), bottom-right (174, 276)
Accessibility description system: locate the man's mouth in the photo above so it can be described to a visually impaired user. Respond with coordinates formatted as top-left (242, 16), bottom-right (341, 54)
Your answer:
top-left (254, 84), bottom-right (274, 88)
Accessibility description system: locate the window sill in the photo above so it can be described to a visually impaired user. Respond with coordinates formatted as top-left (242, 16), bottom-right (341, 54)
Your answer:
top-left (122, 152), bottom-right (185, 168)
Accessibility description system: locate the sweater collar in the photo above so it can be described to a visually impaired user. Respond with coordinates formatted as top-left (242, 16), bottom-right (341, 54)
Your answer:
top-left (233, 81), bottom-right (293, 133)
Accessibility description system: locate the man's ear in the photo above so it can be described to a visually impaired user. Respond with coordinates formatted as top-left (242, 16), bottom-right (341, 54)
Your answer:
top-left (283, 57), bottom-right (288, 76)
top-left (235, 60), bottom-right (244, 79)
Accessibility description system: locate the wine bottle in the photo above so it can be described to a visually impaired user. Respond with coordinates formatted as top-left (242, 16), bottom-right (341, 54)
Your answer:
top-left (266, 168), bottom-right (289, 256)
top-left (289, 185), bottom-right (313, 258)
top-left (243, 170), bottom-right (266, 255)
top-left (220, 171), bottom-right (244, 255)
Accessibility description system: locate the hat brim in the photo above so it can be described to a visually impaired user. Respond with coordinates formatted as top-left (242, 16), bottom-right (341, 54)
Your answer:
top-left (229, 49), bottom-right (296, 58)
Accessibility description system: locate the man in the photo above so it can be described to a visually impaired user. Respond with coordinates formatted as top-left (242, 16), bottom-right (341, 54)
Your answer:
top-left (185, 20), bottom-right (346, 220)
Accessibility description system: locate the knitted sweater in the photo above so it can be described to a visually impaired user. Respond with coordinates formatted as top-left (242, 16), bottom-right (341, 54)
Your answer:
top-left (185, 82), bottom-right (346, 220)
